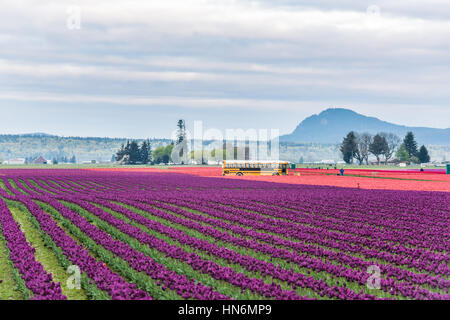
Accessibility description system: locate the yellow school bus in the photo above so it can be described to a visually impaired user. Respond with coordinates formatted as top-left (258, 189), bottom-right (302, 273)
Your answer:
top-left (222, 160), bottom-right (289, 176)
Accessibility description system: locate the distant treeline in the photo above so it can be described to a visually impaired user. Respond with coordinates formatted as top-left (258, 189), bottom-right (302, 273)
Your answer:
top-left (0, 134), bottom-right (171, 163)
top-left (0, 133), bottom-right (448, 165)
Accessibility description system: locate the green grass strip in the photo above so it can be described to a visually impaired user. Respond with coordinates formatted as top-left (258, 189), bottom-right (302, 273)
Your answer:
top-left (3, 198), bottom-right (110, 300)
top-left (94, 202), bottom-right (326, 299)
top-left (0, 180), bottom-right (14, 196)
top-left (114, 201), bottom-right (405, 299)
top-left (27, 179), bottom-right (56, 195)
top-left (7, 179), bottom-right (28, 196)
top-left (61, 200), bottom-right (265, 300)
top-left (0, 207), bottom-right (29, 300)
top-left (159, 200), bottom-right (446, 282)
top-left (37, 201), bottom-right (181, 300)
top-left (6, 202), bottom-right (88, 300)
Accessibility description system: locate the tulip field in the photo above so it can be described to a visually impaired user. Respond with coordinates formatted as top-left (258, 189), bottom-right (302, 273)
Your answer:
top-left (0, 169), bottom-right (449, 300)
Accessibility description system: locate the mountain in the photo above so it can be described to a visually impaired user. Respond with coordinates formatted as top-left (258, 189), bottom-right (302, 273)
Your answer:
top-left (280, 108), bottom-right (450, 144)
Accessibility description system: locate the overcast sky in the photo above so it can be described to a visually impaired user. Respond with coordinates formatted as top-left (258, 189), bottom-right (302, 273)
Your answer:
top-left (0, 0), bottom-right (449, 138)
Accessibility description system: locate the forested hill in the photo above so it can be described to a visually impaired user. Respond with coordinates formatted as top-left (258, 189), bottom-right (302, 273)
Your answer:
top-left (0, 134), bottom-right (172, 162)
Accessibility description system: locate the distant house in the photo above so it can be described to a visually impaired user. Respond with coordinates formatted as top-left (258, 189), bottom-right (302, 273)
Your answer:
top-left (7, 158), bottom-right (26, 165)
top-left (33, 156), bottom-right (47, 165)
top-left (81, 160), bottom-right (97, 164)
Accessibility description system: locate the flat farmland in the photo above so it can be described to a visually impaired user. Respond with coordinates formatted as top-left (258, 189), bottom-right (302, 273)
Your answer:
top-left (0, 169), bottom-right (448, 300)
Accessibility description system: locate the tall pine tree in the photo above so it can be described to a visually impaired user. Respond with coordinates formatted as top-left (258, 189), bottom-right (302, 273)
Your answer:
top-left (340, 132), bottom-right (358, 164)
top-left (128, 140), bottom-right (141, 164)
top-left (418, 145), bottom-right (430, 163)
top-left (140, 140), bottom-right (152, 164)
top-left (395, 144), bottom-right (410, 162)
top-left (403, 132), bottom-right (418, 158)
top-left (115, 143), bottom-right (126, 162)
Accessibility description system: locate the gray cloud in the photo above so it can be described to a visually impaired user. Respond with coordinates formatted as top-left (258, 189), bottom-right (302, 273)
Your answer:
top-left (0, 0), bottom-right (449, 137)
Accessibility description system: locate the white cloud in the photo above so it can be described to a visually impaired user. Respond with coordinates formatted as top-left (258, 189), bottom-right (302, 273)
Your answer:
top-left (0, 0), bottom-right (449, 135)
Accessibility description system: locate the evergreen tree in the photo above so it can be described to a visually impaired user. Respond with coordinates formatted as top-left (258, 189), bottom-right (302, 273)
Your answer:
top-left (395, 144), bottom-right (410, 162)
top-left (124, 140), bottom-right (131, 158)
top-left (70, 155), bottom-right (76, 164)
top-left (340, 131), bottom-right (358, 164)
top-left (162, 154), bottom-right (170, 164)
top-left (418, 145), bottom-right (430, 163)
top-left (128, 140), bottom-right (141, 164)
top-left (140, 140), bottom-right (152, 164)
top-left (403, 132), bottom-right (418, 158)
top-left (369, 134), bottom-right (388, 165)
top-left (115, 143), bottom-right (126, 162)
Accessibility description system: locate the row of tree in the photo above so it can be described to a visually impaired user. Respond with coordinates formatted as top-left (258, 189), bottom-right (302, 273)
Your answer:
top-left (115, 140), bottom-right (153, 164)
top-left (115, 140), bottom-right (177, 165)
top-left (340, 131), bottom-right (430, 165)
top-left (396, 133), bottom-right (430, 164)
top-left (115, 120), bottom-right (187, 165)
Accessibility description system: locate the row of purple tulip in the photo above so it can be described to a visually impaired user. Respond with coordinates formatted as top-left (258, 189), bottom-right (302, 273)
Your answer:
top-left (0, 197), bottom-right (66, 299)
top-left (1, 170), bottom-right (448, 300)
